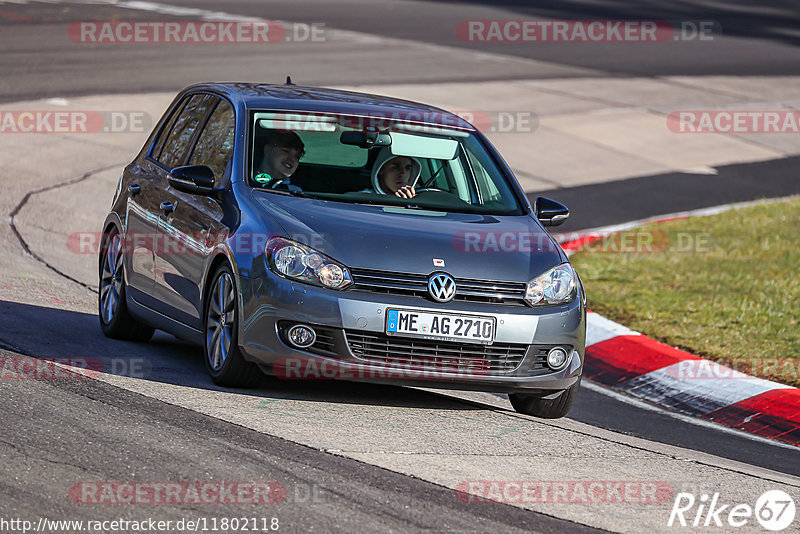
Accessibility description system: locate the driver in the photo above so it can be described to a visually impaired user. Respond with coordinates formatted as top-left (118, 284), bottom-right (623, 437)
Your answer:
top-left (371, 148), bottom-right (421, 199)
top-left (255, 130), bottom-right (305, 191)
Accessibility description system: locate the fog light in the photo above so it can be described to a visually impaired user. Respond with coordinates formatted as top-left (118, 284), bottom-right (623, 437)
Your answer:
top-left (287, 324), bottom-right (316, 349)
top-left (546, 347), bottom-right (569, 370)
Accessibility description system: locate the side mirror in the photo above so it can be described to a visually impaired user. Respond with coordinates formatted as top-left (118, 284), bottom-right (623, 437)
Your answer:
top-left (168, 165), bottom-right (215, 195)
top-left (535, 197), bottom-right (570, 227)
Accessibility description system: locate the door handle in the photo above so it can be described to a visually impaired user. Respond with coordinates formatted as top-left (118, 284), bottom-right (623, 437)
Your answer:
top-left (160, 201), bottom-right (176, 216)
top-left (128, 184), bottom-right (141, 197)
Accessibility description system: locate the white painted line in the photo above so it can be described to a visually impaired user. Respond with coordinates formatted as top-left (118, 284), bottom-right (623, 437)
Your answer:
top-left (678, 165), bottom-right (719, 175)
top-left (581, 379), bottom-right (799, 450)
top-left (116, 1), bottom-right (264, 22)
top-left (585, 311), bottom-right (640, 346)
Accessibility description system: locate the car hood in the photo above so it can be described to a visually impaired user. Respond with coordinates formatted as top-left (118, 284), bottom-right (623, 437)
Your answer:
top-left (254, 192), bottom-right (565, 282)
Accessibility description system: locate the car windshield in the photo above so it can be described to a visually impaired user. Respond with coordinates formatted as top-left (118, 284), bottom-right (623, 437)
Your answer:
top-left (249, 111), bottom-right (524, 215)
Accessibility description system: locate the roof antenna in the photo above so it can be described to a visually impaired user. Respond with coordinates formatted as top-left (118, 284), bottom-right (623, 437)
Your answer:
top-left (285, 76), bottom-right (294, 85)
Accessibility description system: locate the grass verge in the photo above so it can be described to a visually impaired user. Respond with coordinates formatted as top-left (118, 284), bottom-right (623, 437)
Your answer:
top-left (570, 197), bottom-right (800, 387)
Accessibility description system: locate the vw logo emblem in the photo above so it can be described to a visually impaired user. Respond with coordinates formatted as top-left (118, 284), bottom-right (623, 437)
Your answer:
top-left (428, 273), bottom-right (456, 302)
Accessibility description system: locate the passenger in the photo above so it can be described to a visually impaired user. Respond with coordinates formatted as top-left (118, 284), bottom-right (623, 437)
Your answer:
top-left (370, 148), bottom-right (421, 199)
top-left (254, 130), bottom-right (305, 191)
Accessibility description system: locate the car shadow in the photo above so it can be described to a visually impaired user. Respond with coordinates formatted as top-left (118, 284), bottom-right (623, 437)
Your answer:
top-left (0, 299), bottom-right (483, 411)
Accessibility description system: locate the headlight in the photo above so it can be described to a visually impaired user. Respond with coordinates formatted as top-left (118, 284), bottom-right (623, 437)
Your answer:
top-left (525, 263), bottom-right (577, 306)
top-left (266, 237), bottom-right (353, 289)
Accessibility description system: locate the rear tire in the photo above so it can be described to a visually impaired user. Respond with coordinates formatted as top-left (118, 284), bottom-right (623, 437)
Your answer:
top-left (509, 377), bottom-right (581, 419)
top-left (98, 229), bottom-right (155, 342)
top-left (203, 264), bottom-right (262, 387)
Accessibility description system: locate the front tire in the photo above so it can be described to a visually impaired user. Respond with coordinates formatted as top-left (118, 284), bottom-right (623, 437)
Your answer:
top-left (509, 377), bottom-right (581, 419)
top-left (98, 229), bottom-right (154, 342)
top-left (203, 264), bottom-right (262, 387)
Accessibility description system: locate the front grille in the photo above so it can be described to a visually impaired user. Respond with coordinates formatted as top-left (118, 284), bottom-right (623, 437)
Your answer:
top-left (345, 330), bottom-right (530, 375)
top-left (349, 267), bottom-right (528, 306)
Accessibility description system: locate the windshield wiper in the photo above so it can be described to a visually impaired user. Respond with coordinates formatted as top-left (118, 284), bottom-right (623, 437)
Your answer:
top-left (360, 198), bottom-right (421, 209)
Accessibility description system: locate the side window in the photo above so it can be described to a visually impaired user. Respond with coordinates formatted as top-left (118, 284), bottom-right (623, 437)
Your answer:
top-left (158, 94), bottom-right (217, 169)
top-left (189, 100), bottom-right (235, 182)
top-left (150, 99), bottom-right (186, 161)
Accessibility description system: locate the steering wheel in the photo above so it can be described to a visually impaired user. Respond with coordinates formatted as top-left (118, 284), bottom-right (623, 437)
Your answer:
top-left (414, 187), bottom-right (447, 194)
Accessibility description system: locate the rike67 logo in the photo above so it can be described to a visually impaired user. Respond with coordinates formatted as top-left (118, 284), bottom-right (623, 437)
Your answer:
top-left (668, 490), bottom-right (795, 531)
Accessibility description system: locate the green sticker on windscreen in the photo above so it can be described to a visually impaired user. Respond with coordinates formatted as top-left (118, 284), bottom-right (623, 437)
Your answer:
top-left (255, 173), bottom-right (272, 183)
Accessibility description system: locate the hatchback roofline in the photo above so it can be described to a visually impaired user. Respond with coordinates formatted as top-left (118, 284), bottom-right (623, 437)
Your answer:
top-left (179, 82), bottom-right (477, 131)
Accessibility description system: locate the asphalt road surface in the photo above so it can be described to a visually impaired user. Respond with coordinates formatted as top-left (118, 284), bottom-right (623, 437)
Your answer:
top-left (1, 346), bottom-right (597, 533)
top-left (4, 0), bottom-right (800, 101)
top-left (1, 1), bottom-right (799, 532)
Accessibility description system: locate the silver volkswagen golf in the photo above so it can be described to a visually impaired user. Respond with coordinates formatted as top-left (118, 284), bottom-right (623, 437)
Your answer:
top-left (99, 83), bottom-right (586, 418)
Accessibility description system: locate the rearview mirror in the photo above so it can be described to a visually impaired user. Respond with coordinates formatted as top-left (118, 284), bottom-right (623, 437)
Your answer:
top-left (340, 129), bottom-right (392, 148)
top-left (168, 165), bottom-right (215, 195)
top-left (535, 197), bottom-right (570, 226)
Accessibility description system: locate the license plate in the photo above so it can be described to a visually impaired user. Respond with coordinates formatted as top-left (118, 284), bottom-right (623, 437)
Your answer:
top-left (385, 309), bottom-right (496, 345)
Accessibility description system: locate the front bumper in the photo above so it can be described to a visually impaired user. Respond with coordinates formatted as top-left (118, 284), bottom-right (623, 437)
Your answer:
top-left (237, 273), bottom-right (586, 394)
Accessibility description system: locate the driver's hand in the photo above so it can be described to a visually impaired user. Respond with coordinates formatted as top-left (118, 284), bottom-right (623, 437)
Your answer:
top-left (395, 185), bottom-right (416, 199)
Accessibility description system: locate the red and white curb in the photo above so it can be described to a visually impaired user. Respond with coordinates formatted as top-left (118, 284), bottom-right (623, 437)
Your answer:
top-left (557, 197), bottom-right (800, 447)
top-left (583, 312), bottom-right (799, 446)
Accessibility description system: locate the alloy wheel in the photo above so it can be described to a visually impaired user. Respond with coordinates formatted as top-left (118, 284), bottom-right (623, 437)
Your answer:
top-left (206, 272), bottom-right (235, 371)
top-left (99, 233), bottom-right (124, 324)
